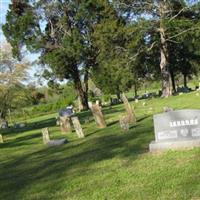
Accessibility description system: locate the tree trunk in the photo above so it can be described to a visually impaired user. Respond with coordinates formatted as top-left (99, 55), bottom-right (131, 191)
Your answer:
top-left (159, 28), bottom-right (171, 97)
top-left (159, 2), bottom-right (171, 98)
top-left (183, 74), bottom-right (187, 88)
top-left (170, 68), bottom-right (176, 93)
top-left (134, 83), bottom-right (137, 97)
top-left (73, 69), bottom-right (89, 111)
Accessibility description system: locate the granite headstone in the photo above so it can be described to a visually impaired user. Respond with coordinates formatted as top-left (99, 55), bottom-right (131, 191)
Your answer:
top-left (149, 109), bottom-right (200, 152)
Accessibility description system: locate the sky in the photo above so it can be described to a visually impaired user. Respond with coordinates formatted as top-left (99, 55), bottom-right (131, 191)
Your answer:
top-left (0, 0), bottom-right (46, 86)
top-left (0, 0), bottom-right (9, 42)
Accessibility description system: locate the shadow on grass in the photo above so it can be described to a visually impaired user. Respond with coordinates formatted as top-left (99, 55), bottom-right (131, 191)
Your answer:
top-left (0, 117), bottom-right (153, 199)
top-left (0, 118), bottom-right (56, 136)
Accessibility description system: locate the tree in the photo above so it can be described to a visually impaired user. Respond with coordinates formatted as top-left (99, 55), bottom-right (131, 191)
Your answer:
top-left (0, 42), bottom-right (29, 119)
top-left (3, 0), bottom-right (106, 110)
top-left (113, 0), bottom-right (200, 97)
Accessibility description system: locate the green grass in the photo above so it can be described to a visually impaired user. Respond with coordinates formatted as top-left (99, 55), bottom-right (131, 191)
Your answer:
top-left (1, 91), bottom-right (200, 200)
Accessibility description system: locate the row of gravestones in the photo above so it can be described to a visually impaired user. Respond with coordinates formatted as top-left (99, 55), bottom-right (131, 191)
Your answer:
top-left (42, 93), bottom-right (136, 146)
top-left (0, 94), bottom-right (135, 146)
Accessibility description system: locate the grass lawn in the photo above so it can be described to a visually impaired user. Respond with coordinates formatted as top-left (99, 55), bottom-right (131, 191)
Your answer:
top-left (1, 91), bottom-right (200, 200)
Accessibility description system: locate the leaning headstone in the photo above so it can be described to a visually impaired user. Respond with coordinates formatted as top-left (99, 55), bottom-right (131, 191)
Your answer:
top-left (119, 116), bottom-right (129, 131)
top-left (90, 104), bottom-right (106, 128)
top-left (149, 109), bottom-right (200, 152)
top-left (121, 93), bottom-right (136, 123)
top-left (59, 116), bottom-right (71, 134)
top-left (42, 127), bottom-right (50, 144)
top-left (0, 134), bottom-right (4, 143)
top-left (71, 117), bottom-right (84, 138)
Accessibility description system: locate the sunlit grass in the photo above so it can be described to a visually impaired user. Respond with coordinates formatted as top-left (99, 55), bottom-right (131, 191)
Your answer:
top-left (1, 91), bottom-right (200, 200)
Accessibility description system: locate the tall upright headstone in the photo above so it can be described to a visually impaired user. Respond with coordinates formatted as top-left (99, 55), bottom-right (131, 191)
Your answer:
top-left (59, 116), bottom-right (71, 134)
top-left (90, 104), bottom-right (106, 128)
top-left (42, 128), bottom-right (50, 144)
top-left (121, 93), bottom-right (136, 123)
top-left (71, 117), bottom-right (85, 138)
top-left (0, 134), bottom-right (4, 143)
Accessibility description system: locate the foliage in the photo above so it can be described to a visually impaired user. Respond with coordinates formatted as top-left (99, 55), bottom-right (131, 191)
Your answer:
top-left (0, 43), bottom-right (29, 119)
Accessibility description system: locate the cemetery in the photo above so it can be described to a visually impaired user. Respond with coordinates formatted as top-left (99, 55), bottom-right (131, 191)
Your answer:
top-left (1, 92), bottom-right (200, 199)
top-left (1, 1), bottom-right (200, 200)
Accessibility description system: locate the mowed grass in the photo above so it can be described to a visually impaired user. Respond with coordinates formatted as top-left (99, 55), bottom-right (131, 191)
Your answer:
top-left (1, 92), bottom-right (200, 200)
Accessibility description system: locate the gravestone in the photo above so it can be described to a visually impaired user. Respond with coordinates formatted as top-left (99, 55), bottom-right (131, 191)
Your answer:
top-left (41, 127), bottom-right (66, 146)
top-left (163, 106), bottom-right (173, 112)
top-left (149, 109), bottom-right (200, 152)
top-left (59, 116), bottom-right (71, 134)
top-left (42, 128), bottom-right (50, 144)
top-left (90, 104), bottom-right (106, 128)
top-left (0, 120), bottom-right (8, 129)
top-left (121, 93), bottom-right (136, 123)
top-left (71, 117), bottom-right (84, 138)
top-left (0, 134), bottom-right (4, 143)
top-left (119, 116), bottom-right (129, 131)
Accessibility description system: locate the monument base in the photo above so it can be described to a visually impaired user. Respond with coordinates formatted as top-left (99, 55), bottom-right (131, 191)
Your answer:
top-left (149, 139), bottom-right (200, 152)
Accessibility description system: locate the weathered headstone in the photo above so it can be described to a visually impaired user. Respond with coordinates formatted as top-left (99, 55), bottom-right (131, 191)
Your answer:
top-left (41, 127), bottom-right (66, 146)
top-left (0, 120), bottom-right (8, 129)
top-left (150, 109), bottom-right (200, 152)
top-left (71, 117), bottom-right (84, 138)
top-left (90, 104), bottom-right (106, 128)
top-left (59, 116), bottom-right (71, 134)
top-left (0, 134), bottom-right (4, 143)
top-left (121, 93), bottom-right (136, 123)
top-left (42, 128), bottom-right (50, 144)
top-left (119, 116), bottom-right (129, 131)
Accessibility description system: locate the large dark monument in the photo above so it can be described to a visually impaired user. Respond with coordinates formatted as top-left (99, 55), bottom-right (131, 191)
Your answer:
top-left (150, 109), bottom-right (200, 152)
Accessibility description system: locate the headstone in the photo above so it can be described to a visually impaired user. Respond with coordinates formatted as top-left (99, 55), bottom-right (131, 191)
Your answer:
top-left (163, 106), bottom-right (173, 112)
top-left (142, 102), bottom-right (146, 107)
top-left (71, 117), bottom-right (84, 138)
top-left (119, 116), bottom-right (129, 131)
top-left (42, 127), bottom-right (50, 144)
top-left (47, 139), bottom-right (66, 146)
top-left (121, 93), bottom-right (136, 123)
top-left (41, 127), bottom-right (66, 146)
top-left (96, 100), bottom-right (100, 106)
top-left (0, 120), bottom-right (8, 129)
top-left (90, 104), bottom-right (106, 128)
top-left (149, 109), bottom-right (200, 152)
top-left (59, 116), bottom-right (71, 134)
top-left (0, 134), bottom-right (4, 143)
top-left (88, 101), bottom-right (93, 108)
